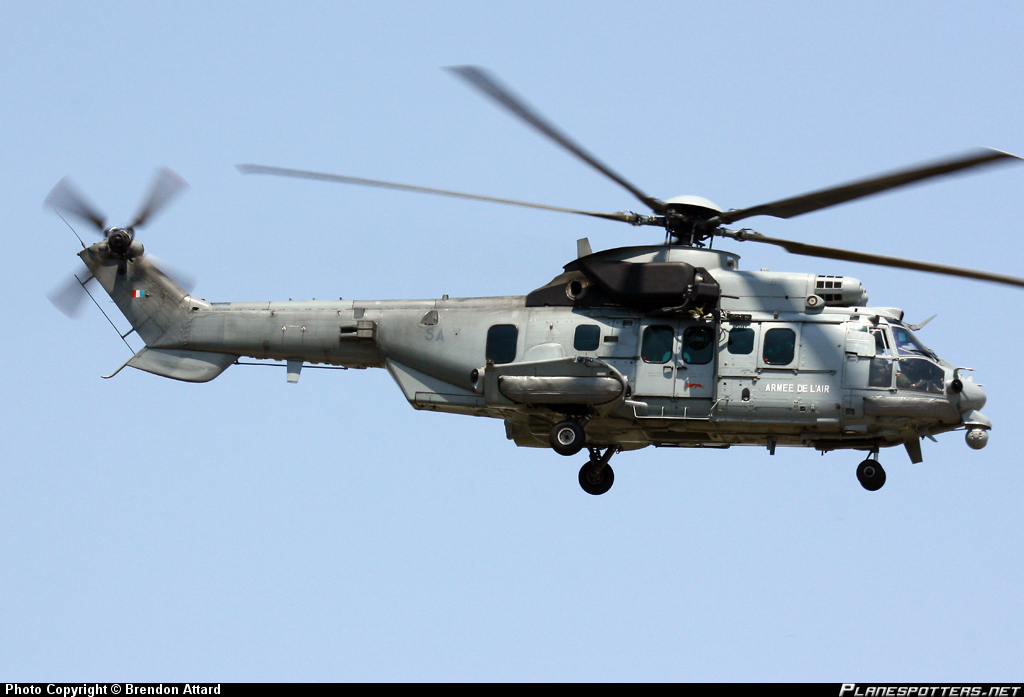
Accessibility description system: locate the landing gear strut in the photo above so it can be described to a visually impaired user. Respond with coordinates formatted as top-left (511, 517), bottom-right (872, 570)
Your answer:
top-left (856, 457), bottom-right (886, 491)
top-left (579, 447), bottom-right (616, 495)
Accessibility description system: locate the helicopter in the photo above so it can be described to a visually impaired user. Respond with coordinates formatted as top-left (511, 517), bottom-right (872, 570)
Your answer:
top-left (47, 66), bottom-right (1024, 495)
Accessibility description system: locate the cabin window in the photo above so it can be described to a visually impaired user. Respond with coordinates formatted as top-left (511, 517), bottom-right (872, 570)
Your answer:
top-left (727, 327), bottom-right (755, 355)
top-left (763, 328), bottom-right (796, 365)
top-left (574, 324), bottom-right (601, 351)
top-left (682, 326), bottom-right (714, 365)
top-left (641, 325), bottom-right (674, 364)
top-left (486, 324), bottom-right (518, 364)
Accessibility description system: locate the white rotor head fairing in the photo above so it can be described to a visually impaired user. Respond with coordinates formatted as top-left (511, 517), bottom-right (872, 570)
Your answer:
top-left (663, 195), bottom-right (723, 215)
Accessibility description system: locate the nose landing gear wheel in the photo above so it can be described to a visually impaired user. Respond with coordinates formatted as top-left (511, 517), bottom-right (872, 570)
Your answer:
top-left (579, 459), bottom-right (614, 496)
top-left (856, 459), bottom-right (886, 491)
top-left (550, 420), bottom-right (586, 456)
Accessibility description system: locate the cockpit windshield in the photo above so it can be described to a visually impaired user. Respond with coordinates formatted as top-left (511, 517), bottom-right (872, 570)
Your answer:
top-left (891, 324), bottom-right (936, 359)
top-left (890, 323), bottom-right (944, 393)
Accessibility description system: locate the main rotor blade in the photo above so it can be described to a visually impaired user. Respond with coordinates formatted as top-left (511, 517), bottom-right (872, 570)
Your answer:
top-left (44, 178), bottom-right (106, 233)
top-left (718, 148), bottom-right (1022, 225)
top-left (236, 164), bottom-right (642, 224)
top-left (722, 229), bottom-right (1024, 289)
top-left (47, 272), bottom-right (93, 317)
top-left (447, 65), bottom-right (666, 214)
top-left (129, 167), bottom-right (189, 229)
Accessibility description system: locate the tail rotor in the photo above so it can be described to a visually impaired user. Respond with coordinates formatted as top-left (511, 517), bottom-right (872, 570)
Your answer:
top-left (44, 177), bottom-right (106, 234)
top-left (46, 272), bottom-right (94, 318)
top-left (45, 168), bottom-right (195, 318)
top-left (127, 167), bottom-right (189, 230)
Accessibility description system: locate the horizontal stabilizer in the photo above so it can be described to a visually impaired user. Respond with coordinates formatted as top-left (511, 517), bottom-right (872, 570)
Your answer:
top-left (128, 348), bottom-right (238, 383)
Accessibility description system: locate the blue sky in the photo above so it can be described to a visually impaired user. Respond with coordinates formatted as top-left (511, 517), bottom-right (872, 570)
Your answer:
top-left (2, 0), bottom-right (1022, 681)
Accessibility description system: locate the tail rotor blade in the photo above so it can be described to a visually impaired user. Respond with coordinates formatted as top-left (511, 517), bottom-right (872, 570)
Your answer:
top-left (47, 272), bottom-right (93, 317)
top-left (44, 178), bottom-right (106, 233)
top-left (145, 254), bottom-right (197, 293)
top-left (129, 168), bottom-right (189, 229)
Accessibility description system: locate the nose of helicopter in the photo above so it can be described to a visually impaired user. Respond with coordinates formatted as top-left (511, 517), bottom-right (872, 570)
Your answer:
top-left (958, 378), bottom-right (987, 413)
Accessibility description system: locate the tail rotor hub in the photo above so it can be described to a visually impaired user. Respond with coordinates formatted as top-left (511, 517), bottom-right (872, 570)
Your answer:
top-left (105, 227), bottom-right (134, 256)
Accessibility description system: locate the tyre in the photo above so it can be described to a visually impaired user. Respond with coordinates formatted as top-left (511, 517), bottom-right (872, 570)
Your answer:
top-left (579, 460), bottom-right (614, 495)
top-left (549, 420), bottom-right (586, 456)
top-left (856, 459), bottom-right (886, 491)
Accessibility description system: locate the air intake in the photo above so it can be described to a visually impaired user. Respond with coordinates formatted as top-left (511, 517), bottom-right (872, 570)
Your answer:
top-left (813, 275), bottom-right (869, 306)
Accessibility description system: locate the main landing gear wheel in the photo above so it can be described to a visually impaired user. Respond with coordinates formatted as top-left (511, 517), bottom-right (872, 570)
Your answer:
top-left (550, 420), bottom-right (586, 456)
top-left (856, 459), bottom-right (886, 491)
top-left (578, 447), bottom-right (617, 495)
top-left (579, 459), bottom-right (614, 496)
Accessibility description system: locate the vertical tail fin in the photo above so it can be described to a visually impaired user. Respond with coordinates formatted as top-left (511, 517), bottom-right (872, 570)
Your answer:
top-left (78, 241), bottom-right (237, 382)
top-left (80, 247), bottom-right (191, 346)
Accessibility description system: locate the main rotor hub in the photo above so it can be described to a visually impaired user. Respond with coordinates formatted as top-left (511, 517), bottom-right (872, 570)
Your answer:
top-left (663, 195), bottom-right (723, 246)
top-left (662, 195), bottom-right (722, 215)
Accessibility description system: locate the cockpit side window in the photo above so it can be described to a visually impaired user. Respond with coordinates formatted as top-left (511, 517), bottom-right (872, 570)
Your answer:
top-left (868, 327), bottom-right (894, 387)
top-left (872, 328), bottom-right (889, 354)
top-left (897, 357), bottom-right (944, 393)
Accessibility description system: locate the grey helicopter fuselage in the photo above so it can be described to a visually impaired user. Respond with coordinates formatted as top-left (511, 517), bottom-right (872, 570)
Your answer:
top-left (50, 68), bottom-right (1021, 494)
top-left (78, 235), bottom-right (990, 468)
